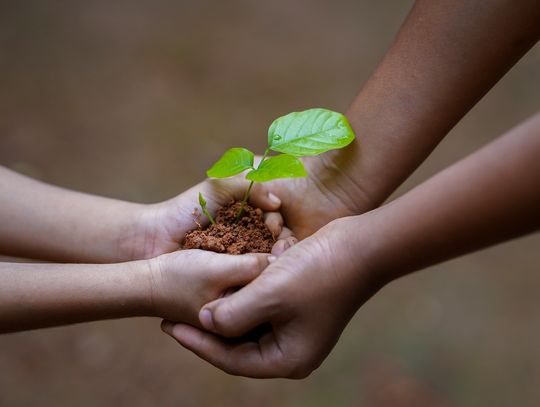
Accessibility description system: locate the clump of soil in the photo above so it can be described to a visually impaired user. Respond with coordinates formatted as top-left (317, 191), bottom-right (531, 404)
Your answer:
top-left (183, 201), bottom-right (275, 254)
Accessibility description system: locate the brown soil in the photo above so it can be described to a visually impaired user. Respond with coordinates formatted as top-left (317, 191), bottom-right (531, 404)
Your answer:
top-left (183, 201), bottom-right (275, 254)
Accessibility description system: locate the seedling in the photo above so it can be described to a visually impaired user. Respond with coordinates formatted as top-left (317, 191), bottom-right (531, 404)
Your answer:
top-left (200, 108), bottom-right (356, 220)
top-left (198, 192), bottom-right (215, 225)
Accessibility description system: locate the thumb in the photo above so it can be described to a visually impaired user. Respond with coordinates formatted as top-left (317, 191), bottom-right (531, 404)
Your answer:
top-left (249, 183), bottom-right (281, 212)
top-left (200, 280), bottom-right (274, 338)
top-left (221, 253), bottom-right (269, 287)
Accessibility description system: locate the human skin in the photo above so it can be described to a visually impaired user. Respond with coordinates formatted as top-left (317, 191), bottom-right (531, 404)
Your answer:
top-left (0, 166), bottom-right (293, 333)
top-left (0, 250), bottom-right (269, 333)
top-left (163, 112), bottom-right (540, 378)
top-left (252, 0), bottom-right (540, 239)
top-left (0, 166), bottom-right (289, 263)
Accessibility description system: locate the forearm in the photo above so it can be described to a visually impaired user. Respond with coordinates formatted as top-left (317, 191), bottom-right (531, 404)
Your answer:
top-left (318, 0), bottom-right (540, 210)
top-left (0, 166), bottom-right (144, 262)
top-left (351, 113), bottom-right (540, 284)
top-left (0, 260), bottom-right (152, 333)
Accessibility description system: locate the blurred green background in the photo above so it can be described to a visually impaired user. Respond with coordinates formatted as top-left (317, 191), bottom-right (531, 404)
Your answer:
top-left (0, 1), bottom-right (539, 406)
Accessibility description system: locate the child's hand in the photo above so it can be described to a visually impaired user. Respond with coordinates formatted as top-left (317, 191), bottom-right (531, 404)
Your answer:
top-left (148, 250), bottom-right (269, 327)
top-left (125, 176), bottom-right (294, 260)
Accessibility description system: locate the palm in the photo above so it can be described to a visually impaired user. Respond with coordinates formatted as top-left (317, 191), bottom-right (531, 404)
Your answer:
top-left (133, 177), bottom-right (281, 259)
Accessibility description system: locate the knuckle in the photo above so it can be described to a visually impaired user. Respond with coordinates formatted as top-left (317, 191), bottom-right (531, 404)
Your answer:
top-left (237, 254), bottom-right (257, 269)
top-left (213, 304), bottom-right (237, 336)
top-left (255, 254), bottom-right (270, 271)
top-left (234, 256), bottom-right (261, 281)
top-left (247, 255), bottom-right (268, 275)
top-left (249, 254), bottom-right (263, 269)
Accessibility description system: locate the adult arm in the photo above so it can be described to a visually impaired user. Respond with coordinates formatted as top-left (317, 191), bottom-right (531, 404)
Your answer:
top-left (258, 0), bottom-right (540, 238)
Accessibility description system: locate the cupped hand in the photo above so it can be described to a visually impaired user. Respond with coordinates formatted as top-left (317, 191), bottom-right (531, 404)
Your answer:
top-left (161, 216), bottom-right (385, 379)
top-left (148, 250), bottom-right (270, 327)
top-left (123, 176), bottom-right (294, 260)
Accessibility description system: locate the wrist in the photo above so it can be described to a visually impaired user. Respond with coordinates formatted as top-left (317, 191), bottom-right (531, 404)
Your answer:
top-left (116, 202), bottom-right (176, 261)
top-left (143, 252), bottom-right (189, 321)
top-left (322, 215), bottom-right (393, 298)
top-left (83, 199), bottom-right (151, 263)
top-left (126, 258), bottom-right (158, 317)
top-left (306, 144), bottom-right (382, 218)
top-left (123, 198), bottom-right (196, 261)
top-left (347, 209), bottom-right (412, 289)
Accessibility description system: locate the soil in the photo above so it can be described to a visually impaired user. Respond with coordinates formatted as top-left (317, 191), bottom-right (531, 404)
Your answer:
top-left (183, 200), bottom-right (275, 254)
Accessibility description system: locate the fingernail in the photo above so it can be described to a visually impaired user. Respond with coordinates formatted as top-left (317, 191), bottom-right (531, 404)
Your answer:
top-left (199, 308), bottom-right (215, 331)
top-left (268, 255), bottom-right (277, 264)
top-left (268, 193), bottom-right (281, 206)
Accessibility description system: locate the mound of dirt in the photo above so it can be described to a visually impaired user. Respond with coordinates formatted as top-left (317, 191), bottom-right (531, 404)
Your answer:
top-left (183, 201), bottom-right (275, 254)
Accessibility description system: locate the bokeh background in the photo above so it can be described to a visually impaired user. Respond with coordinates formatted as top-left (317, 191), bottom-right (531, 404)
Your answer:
top-left (1, 1), bottom-right (539, 406)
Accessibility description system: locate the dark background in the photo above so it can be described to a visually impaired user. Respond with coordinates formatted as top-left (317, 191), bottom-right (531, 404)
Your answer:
top-left (1, 1), bottom-right (539, 405)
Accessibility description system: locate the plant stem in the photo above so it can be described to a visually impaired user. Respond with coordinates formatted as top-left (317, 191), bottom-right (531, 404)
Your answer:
top-left (235, 180), bottom-right (254, 221)
top-left (203, 207), bottom-right (216, 225)
top-left (236, 148), bottom-right (270, 220)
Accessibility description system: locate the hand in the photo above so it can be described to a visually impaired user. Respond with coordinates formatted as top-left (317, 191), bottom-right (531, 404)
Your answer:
top-left (121, 176), bottom-right (293, 260)
top-left (161, 216), bottom-right (385, 378)
top-left (251, 154), bottom-right (376, 240)
top-left (148, 250), bottom-right (270, 327)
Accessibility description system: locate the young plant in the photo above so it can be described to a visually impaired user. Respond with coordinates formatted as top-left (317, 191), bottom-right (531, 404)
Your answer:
top-left (198, 192), bottom-right (215, 225)
top-left (201, 108), bottom-right (356, 220)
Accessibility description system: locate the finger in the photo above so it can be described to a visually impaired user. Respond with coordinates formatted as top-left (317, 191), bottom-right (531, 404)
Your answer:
top-left (199, 277), bottom-right (276, 337)
top-left (249, 183), bottom-right (281, 212)
top-left (201, 177), bottom-right (248, 205)
top-left (271, 236), bottom-right (298, 256)
top-left (264, 212), bottom-right (283, 237)
top-left (277, 226), bottom-right (294, 240)
top-left (220, 253), bottom-right (269, 287)
top-left (161, 321), bottom-right (283, 378)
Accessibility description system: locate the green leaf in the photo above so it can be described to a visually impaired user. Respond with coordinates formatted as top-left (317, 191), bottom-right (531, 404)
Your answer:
top-left (207, 147), bottom-right (255, 178)
top-left (268, 108), bottom-right (355, 156)
top-left (246, 154), bottom-right (307, 182)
